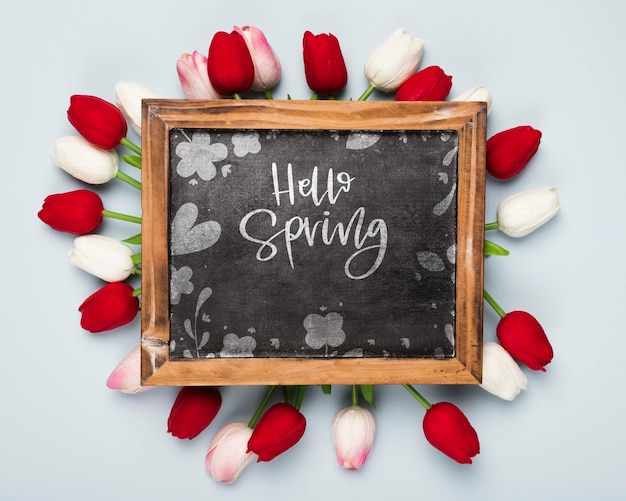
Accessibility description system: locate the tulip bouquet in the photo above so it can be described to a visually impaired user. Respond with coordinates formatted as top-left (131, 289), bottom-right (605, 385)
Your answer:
top-left (38, 24), bottom-right (561, 485)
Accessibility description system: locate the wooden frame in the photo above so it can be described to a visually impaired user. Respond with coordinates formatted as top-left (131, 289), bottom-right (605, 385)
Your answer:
top-left (140, 99), bottom-right (486, 386)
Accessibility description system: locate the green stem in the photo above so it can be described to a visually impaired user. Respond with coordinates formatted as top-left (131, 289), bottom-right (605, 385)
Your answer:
top-left (309, 93), bottom-right (318, 100)
top-left (233, 93), bottom-right (242, 100)
top-left (264, 89), bottom-right (273, 100)
top-left (131, 252), bottom-right (142, 265)
top-left (133, 267), bottom-right (142, 275)
top-left (483, 289), bottom-right (506, 318)
top-left (248, 385), bottom-right (276, 428)
top-left (132, 287), bottom-right (142, 297)
top-left (120, 138), bottom-right (142, 156)
top-left (351, 385), bottom-right (359, 406)
top-left (102, 210), bottom-right (142, 224)
top-left (485, 221), bottom-right (500, 231)
top-left (115, 171), bottom-right (142, 190)
top-left (402, 384), bottom-right (431, 410)
top-left (293, 385), bottom-right (306, 411)
top-left (357, 84), bottom-right (376, 101)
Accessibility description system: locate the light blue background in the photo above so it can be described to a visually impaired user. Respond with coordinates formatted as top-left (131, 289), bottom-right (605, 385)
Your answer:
top-left (1, 1), bottom-right (624, 500)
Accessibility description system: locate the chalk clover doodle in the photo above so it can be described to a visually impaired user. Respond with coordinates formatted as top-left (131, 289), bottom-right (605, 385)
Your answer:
top-left (220, 333), bottom-right (257, 357)
top-left (232, 132), bottom-right (262, 157)
top-left (175, 131), bottom-right (228, 181)
top-left (303, 311), bottom-right (346, 356)
top-left (169, 265), bottom-right (194, 305)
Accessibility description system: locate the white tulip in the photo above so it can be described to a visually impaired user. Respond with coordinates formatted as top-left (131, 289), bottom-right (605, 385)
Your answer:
top-left (106, 345), bottom-right (152, 394)
top-left (205, 421), bottom-right (256, 483)
top-left (52, 136), bottom-right (119, 184)
top-left (452, 86), bottom-right (492, 115)
top-left (114, 81), bottom-right (157, 135)
top-left (332, 405), bottom-right (376, 470)
top-left (497, 187), bottom-right (560, 237)
top-left (364, 28), bottom-right (424, 92)
top-left (68, 234), bottom-right (135, 282)
top-left (480, 342), bottom-right (528, 400)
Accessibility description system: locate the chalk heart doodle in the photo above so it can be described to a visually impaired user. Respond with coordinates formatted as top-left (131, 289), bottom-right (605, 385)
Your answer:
top-left (303, 312), bottom-right (346, 350)
top-left (171, 202), bottom-right (221, 256)
top-left (220, 333), bottom-right (257, 358)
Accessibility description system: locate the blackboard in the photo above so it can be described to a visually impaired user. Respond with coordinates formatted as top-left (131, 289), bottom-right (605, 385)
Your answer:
top-left (140, 100), bottom-right (486, 386)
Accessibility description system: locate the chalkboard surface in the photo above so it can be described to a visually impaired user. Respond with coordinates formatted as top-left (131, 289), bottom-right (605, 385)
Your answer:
top-left (168, 128), bottom-right (459, 360)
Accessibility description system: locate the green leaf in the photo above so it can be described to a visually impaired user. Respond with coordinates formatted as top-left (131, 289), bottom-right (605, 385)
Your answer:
top-left (123, 233), bottom-right (142, 244)
top-left (320, 384), bottom-right (332, 395)
top-left (122, 154), bottom-right (142, 169)
top-left (360, 384), bottom-right (375, 408)
top-left (484, 239), bottom-right (510, 256)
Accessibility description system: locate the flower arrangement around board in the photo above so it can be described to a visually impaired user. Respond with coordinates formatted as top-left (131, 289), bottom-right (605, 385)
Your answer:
top-left (38, 25), bottom-right (560, 484)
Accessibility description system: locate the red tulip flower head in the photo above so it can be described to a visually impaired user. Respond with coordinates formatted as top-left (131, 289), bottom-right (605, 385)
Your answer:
top-left (67, 95), bottom-right (128, 150)
top-left (486, 125), bottom-right (542, 179)
top-left (302, 31), bottom-right (348, 96)
top-left (38, 189), bottom-right (104, 234)
top-left (78, 282), bottom-right (139, 333)
top-left (422, 402), bottom-right (480, 464)
top-left (496, 310), bottom-right (553, 371)
top-left (247, 402), bottom-right (306, 462)
top-left (207, 30), bottom-right (255, 96)
top-left (167, 387), bottom-right (222, 439)
top-left (395, 65), bottom-right (453, 101)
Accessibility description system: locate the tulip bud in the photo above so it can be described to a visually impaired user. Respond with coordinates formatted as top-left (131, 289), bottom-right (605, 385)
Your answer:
top-left (68, 234), bottom-right (135, 282)
top-left (38, 189), bottom-right (104, 234)
top-left (332, 405), bottom-right (376, 470)
top-left (395, 65), bottom-right (452, 101)
top-left (106, 344), bottom-right (152, 394)
top-left (480, 342), bottom-right (528, 400)
top-left (114, 81), bottom-right (157, 135)
top-left (206, 421), bottom-right (256, 483)
top-left (207, 30), bottom-right (255, 96)
top-left (167, 387), bottom-right (222, 439)
top-left (78, 282), bottom-right (139, 332)
top-left (486, 125), bottom-right (542, 179)
top-left (422, 402), bottom-right (480, 464)
top-left (496, 187), bottom-right (560, 237)
top-left (302, 31), bottom-right (348, 96)
top-left (247, 402), bottom-right (306, 462)
top-left (497, 310), bottom-right (553, 371)
top-left (452, 86), bottom-right (492, 115)
top-left (234, 25), bottom-right (282, 92)
top-left (67, 94), bottom-right (128, 150)
top-left (52, 136), bottom-right (119, 184)
top-left (364, 28), bottom-right (424, 92)
top-left (176, 51), bottom-right (222, 100)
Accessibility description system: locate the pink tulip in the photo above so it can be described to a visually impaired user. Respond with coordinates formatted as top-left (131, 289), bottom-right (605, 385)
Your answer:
top-left (234, 25), bottom-right (281, 92)
top-left (106, 345), bottom-right (152, 394)
top-left (176, 51), bottom-right (222, 99)
top-left (332, 405), bottom-right (376, 470)
top-left (205, 421), bottom-right (256, 483)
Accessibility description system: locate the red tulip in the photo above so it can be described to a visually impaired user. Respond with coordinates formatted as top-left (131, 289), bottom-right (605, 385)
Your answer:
top-left (67, 95), bottom-right (128, 150)
top-left (78, 282), bottom-right (139, 332)
top-left (395, 65), bottom-right (453, 101)
top-left (167, 387), bottom-right (222, 439)
top-left (422, 402), bottom-right (479, 464)
top-left (302, 31), bottom-right (348, 96)
top-left (38, 189), bottom-right (104, 234)
top-left (247, 403), bottom-right (306, 462)
top-left (496, 310), bottom-right (553, 371)
top-left (207, 30), bottom-right (255, 96)
top-left (486, 125), bottom-right (542, 179)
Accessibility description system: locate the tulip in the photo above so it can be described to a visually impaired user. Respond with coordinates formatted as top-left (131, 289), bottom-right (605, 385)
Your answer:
top-left (497, 310), bottom-right (553, 372)
top-left (206, 421), bottom-right (256, 483)
top-left (332, 405), bottom-right (376, 470)
top-left (68, 234), bottom-right (136, 282)
top-left (67, 94), bottom-right (128, 150)
top-left (106, 344), bottom-right (152, 394)
top-left (207, 30), bottom-right (255, 97)
top-left (114, 81), bottom-right (157, 135)
top-left (395, 65), bottom-right (452, 101)
top-left (493, 187), bottom-right (560, 237)
top-left (480, 342), bottom-right (527, 400)
top-left (176, 51), bottom-right (222, 100)
top-left (38, 189), bottom-right (104, 234)
top-left (452, 86), bottom-right (492, 115)
top-left (234, 25), bottom-right (282, 93)
top-left (167, 387), bottom-right (222, 439)
top-left (302, 31), bottom-right (348, 97)
top-left (52, 136), bottom-right (119, 184)
top-left (361, 28), bottom-right (424, 98)
top-left (422, 402), bottom-right (480, 464)
top-left (247, 402), bottom-right (306, 462)
top-left (78, 282), bottom-right (139, 332)
top-left (486, 125), bottom-right (542, 179)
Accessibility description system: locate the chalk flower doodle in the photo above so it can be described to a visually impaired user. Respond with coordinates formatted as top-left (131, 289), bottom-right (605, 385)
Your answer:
top-left (39, 25), bottom-right (561, 486)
